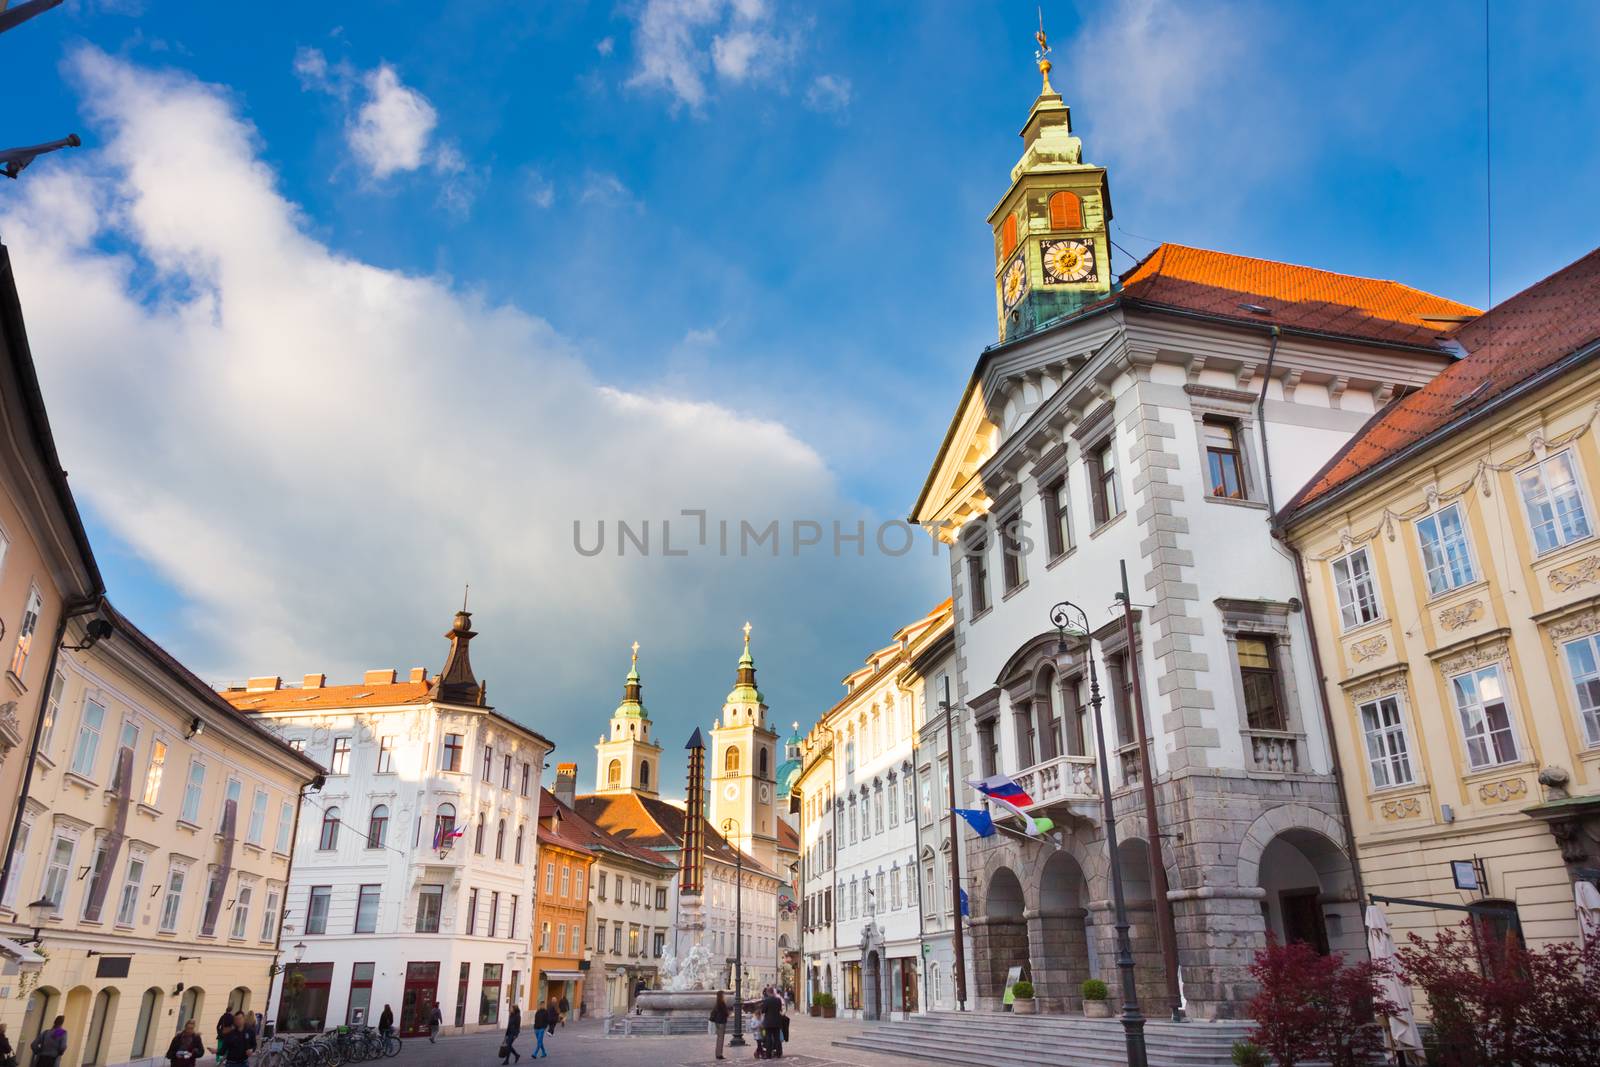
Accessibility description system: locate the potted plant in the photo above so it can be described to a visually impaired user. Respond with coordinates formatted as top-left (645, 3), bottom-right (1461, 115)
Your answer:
top-left (1230, 1040), bottom-right (1267, 1067)
top-left (1081, 978), bottom-right (1111, 1018)
top-left (814, 992), bottom-right (836, 1019)
top-left (1012, 980), bottom-right (1036, 1015)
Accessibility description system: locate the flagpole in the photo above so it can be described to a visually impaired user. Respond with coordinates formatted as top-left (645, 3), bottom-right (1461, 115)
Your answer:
top-left (942, 677), bottom-right (968, 1012)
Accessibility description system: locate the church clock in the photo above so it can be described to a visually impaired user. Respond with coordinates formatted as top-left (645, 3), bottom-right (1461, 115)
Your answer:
top-left (723, 782), bottom-right (740, 802)
top-left (1001, 254), bottom-right (1029, 309)
top-left (1042, 239), bottom-right (1097, 284)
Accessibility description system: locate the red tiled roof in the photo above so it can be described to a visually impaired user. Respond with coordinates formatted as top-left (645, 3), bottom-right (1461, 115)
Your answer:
top-left (1281, 246), bottom-right (1600, 519)
top-left (777, 819), bottom-right (799, 852)
top-left (575, 792), bottom-right (777, 879)
top-left (1120, 243), bottom-right (1479, 348)
top-left (540, 790), bottom-right (673, 869)
top-left (223, 681), bottom-right (433, 711)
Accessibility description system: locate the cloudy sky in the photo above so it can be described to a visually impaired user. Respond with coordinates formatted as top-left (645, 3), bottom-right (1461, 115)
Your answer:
top-left (5, 1), bottom-right (1598, 795)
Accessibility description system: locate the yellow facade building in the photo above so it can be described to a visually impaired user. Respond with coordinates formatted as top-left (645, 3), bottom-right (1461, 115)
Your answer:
top-left (1279, 247), bottom-right (1600, 948)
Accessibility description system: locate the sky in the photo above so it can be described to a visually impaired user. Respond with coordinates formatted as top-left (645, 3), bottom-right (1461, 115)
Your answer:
top-left (3, 0), bottom-right (1598, 797)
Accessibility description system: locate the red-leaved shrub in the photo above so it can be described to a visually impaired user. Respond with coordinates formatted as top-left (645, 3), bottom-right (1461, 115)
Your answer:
top-left (1247, 938), bottom-right (1395, 1067)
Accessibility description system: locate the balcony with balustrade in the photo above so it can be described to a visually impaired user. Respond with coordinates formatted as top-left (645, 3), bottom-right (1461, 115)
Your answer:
top-left (1012, 750), bottom-right (1100, 821)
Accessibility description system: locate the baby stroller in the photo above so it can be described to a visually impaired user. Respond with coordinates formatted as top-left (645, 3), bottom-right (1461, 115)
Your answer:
top-left (753, 1014), bottom-right (788, 1060)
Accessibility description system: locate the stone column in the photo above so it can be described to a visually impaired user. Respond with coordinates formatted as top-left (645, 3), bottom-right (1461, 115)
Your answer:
top-left (969, 915), bottom-right (1030, 1010)
top-left (1027, 906), bottom-right (1090, 1012)
top-left (1168, 885), bottom-right (1268, 1020)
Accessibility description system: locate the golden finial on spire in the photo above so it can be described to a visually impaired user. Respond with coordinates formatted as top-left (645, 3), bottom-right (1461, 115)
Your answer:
top-left (1035, 6), bottom-right (1055, 96)
top-left (742, 620), bottom-right (752, 647)
top-left (631, 640), bottom-right (640, 667)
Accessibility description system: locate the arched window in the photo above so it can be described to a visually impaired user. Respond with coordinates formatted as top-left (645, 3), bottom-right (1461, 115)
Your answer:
top-left (639, 761), bottom-right (651, 787)
top-left (725, 746), bottom-right (741, 774)
top-left (514, 824), bottom-right (525, 864)
top-left (474, 815), bottom-right (485, 855)
top-left (1049, 190), bottom-right (1082, 230)
top-left (366, 805), bottom-right (389, 849)
top-left (130, 987), bottom-right (162, 1059)
top-left (318, 807), bottom-right (340, 850)
top-left (1001, 214), bottom-right (1019, 257)
top-left (495, 819), bottom-right (506, 860)
top-left (434, 803), bottom-right (456, 847)
top-left (759, 747), bottom-right (770, 778)
top-left (607, 760), bottom-right (622, 788)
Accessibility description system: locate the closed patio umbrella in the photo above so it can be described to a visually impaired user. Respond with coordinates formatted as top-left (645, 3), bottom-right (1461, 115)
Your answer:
top-left (1576, 881), bottom-right (1600, 947)
top-left (1365, 904), bottom-right (1423, 1061)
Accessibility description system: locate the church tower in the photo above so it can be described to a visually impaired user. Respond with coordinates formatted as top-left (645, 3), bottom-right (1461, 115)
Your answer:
top-left (593, 643), bottom-right (662, 796)
top-left (708, 623), bottom-right (779, 871)
top-left (991, 21), bottom-right (1114, 343)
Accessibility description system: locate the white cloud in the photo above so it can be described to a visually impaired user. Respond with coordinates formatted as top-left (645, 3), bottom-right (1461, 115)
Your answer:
top-left (348, 63), bottom-right (438, 179)
top-left (710, 30), bottom-right (766, 83)
top-left (1, 49), bottom-right (915, 747)
top-left (804, 73), bottom-right (850, 113)
top-left (523, 167), bottom-right (555, 208)
top-left (578, 170), bottom-right (637, 208)
top-left (683, 326), bottom-right (719, 345)
top-left (596, 36), bottom-right (615, 56)
top-left (627, 0), bottom-right (795, 109)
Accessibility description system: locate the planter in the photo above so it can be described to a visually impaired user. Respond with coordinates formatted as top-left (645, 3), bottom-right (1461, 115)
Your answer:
top-left (1013, 999), bottom-right (1037, 1015)
top-left (809, 1005), bottom-right (820, 1017)
top-left (821, 1005), bottom-right (836, 1019)
top-left (1083, 1000), bottom-right (1112, 1019)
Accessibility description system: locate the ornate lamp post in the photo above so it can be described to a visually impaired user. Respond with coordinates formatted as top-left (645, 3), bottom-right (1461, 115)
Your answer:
top-left (1051, 600), bottom-right (1148, 1067)
top-left (722, 818), bottom-right (747, 1048)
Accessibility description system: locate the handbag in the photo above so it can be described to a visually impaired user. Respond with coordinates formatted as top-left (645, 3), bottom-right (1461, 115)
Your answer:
top-left (497, 1045), bottom-right (509, 1059)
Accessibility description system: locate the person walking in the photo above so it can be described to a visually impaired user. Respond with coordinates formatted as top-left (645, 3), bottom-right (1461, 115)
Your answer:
top-left (0, 1022), bottom-right (15, 1067)
top-left (709, 991), bottom-right (730, 1061)
top-left (218, 1014), bottom-right (253, 1067)
top-left (759, 986), bottom-right (784, 1057)
top-left (500, 1006), bottom-right (521, 1065)
top-left (165, 1020), bottom-right (205, 1067)
top-left (377, 1005), bottom-right (394, 1037)
top-left (426, 1004), bottom-right (442, 1044)
top-left (30, 1016), bottom-right (66, 1067)
top-left (530, 1004), bottom-right (550, 1059)
top-left (556, 995), bottom-right (569, 1030)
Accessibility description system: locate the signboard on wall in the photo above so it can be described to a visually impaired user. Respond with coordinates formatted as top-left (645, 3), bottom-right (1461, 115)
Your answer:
top-left (1001, 965), bottom-right (1023, 1011)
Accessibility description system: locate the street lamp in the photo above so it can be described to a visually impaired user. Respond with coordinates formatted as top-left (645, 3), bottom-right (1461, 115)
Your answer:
top-left (722, 818), bottom-right (747, 1048)
top-left (1051, 600), bottom-right (1148, 1067)
top-left (23, 896), bottom-right (53, 945)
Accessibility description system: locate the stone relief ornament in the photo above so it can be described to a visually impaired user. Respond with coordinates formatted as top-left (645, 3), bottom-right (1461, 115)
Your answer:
top-left (1478, 777), bottom-right (1528, 804)
top-left (1549, 609), bottom-right (1600, 641)
top-left (1380, 797), bottom-right (1422, 820)
top-left (1350, 635), bottom-right (1389, 663)
top-left (1345, 671), bottom-right (1408, 705)
top-left (1436, 639), bottom-right (1510, 678)
top-left (1549, 556), bottom-right (1600, 592)
top-left (1439, 600), bottom-right (1484, 631)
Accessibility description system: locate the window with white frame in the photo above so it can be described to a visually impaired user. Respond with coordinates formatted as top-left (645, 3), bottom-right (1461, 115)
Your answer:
top-left (1519, 451), bottom-right (1592, 555)
top-left (40, 669), bottom-right (64, 752)
top-left (247, 789), bottom-right (268, 846)
top-left (1450, 664), bottom-right (1520, 769)
top-left (1358, 695), bottom-right (1415, 788)
top-left (1561, 634), bottom-right (1600, 747)
top-left (70, 698), bottom-right (106, 777)
top-left (376, 736), bottom-right (396, 774)
top-left (142, 740), bottom-right (167, 807)
top-left (275, 800), bottom-right (294, 853)
top-left (2, 820), bottom-right (30, 909)
top-left (262, 888), bottom-right (281, 941)
top-left (231, 883), bottom-right (254, 939)
top-left (1331, 547), bottom-right (1382, 629)
top-left (180, 760), bottom-right (206, 824)
top-left (116, 854), bottom-right (146, 926)
top-left (40, 833), bottom-right (75, 913)
top-left (9, 587), bottom-right (42, 679)
top-left (159, 863), bottom-right (187, 932)
top-left (1416, 503), bottom-right (1477, 595)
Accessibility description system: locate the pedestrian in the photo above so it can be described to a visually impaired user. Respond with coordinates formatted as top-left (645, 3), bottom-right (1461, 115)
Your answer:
top-left (28, 1017), bottom-right (66, 1067)
top-left (0, 1022), bottom-right (14, 1067)
top-left (759, 986), bottom-right (784, 1057)
top-left (530, 1004), bottom-right (550, 1059)
top-left (709, 991), bottom-right (730, 1061)
top-left (556, 995), bottom-right (569, 1030)
top-left (427, 1004), bottom-right (442, 1044)
top-left (500, 1005), bottom-right (521, 1065)
top-left (377, 1005), bottom-right (394, 1037)
top-left (165, 1020), bottom-right (205, 1067)
top-left (219, 1013), bottom-right (253, 1067)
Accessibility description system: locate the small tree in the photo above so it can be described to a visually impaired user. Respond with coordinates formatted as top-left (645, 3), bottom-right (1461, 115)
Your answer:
top-left (1247, 939), bottom-right (1393, 1067)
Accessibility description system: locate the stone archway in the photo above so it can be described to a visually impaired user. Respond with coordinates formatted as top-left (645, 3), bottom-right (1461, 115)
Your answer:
top-left (864, 951), bottom-right (882, 1021)
top-left (971, 866), bottom-right (1027, 1008)
top-left (1031, 850), bottom-right (1093, 1011)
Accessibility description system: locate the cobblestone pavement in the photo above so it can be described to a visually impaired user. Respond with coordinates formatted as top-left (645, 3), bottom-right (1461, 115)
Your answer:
top-left (390, 1015), bottom-right (922, 1067)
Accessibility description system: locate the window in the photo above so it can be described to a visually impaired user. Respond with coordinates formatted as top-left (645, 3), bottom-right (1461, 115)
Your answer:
top-left (977, 719), bottom-right (999, 778)
top-left (159, 864), bottom-right (186, 933)
top-left (1042, 477), bottom-right (1073, 559)
top-left (640, 761), bottom-right (650, 787)
top-left (70, 697), bottom-right (106, 777)
top-left (1416, 503), bottom-right (1476, 595)
top-left (200, 868), bottom-right (223, 935)
top-left (482, 745), bottom-right (494, 782)
top-left (656, 887), bottom-right (667, 910)
top-left (306, 885), bottom-right (332, 935)
top-left (965, 533), bottom-right (990, 616)
top-left (606, 759), bottom-right (622, 788)
top-left (1451, 665), bottom-right (1519, 769)
top-left (1001, 214), bottom-right (1018, 257)
top-left (1001, 514), bottom-right (1026, 593)
top-left (9, 587), bottom-right (41, 679)
top-left (556, 923), bottom-right (565, 954)
top-left (1204, 418), bottom-right (1246, 499)
top-left (1087, 439), bottom-right (1121, 526)
top-left (40, 669), bottom-right (64, 751)
top-left (478, 964), bottom-right (502, 1025)
top-left (225, 776), bottom-right (242, 816)
top-left (275, 801), bottom-right (294, 853)
top-left (1048, 190), bottom-right (1082, 229)
top-left (230, 883), bottom-right (253, 939)
top-left (502, 753), bottom-right (512, 789)
top-left (455, 964), bottom-right (470, 1028)
top-left (1359, 695), bottom-right (1414, 789)
top-left (514, 824), bottom-right (525, 864)
top-left (262, 889), bottom-right (281, 941)
top-left (318, 807), bottom-right (340, 850)
top-left (597, 920), bottom-right (606, 953)
top-left (1562, 635), bottom-right (1600, 747)
top-left (367, 805), bottom-right (389, 849)
top-left (347, 962), bottom-right (374, 1027)
top-left (112, 719), bottom-right (140, 790)
top-left (116, 855), bottom-right (146, 926)
top-left (466, 889), bottom-right (479, 935)
top-left (520, 762), bottom-right (531, 796)
top-left (417, 884), bottom-right (443, 933)
top-left (560, 866), bottom-right (570, 898)
top-left (1519, 451), bottom-right (1592, 554)
top-left (631, 879), bottom-right (641, 905)
top-left (142, 740), bottom-right (167, 807)
top-left (248, 789), bottom-right (268, 845)
top-left (495, 819), bottom-right (505, 860)
top-left (354, 884), bottom-right (381, 933)
top-left (539, 921), bottom-right (550, 951)
top-left (1331, 548), bottom-right (1382, 629)
top-left (653, 931), bottom-right (666, 958)
top-left (442, 733), bottom-right (464, 772)
top-left (474, 815), bottom-right (485, 855)
top-left (1238, 636), bottom-right (1286, 731)
top-left (39, 834), bottom-right (74, 913)
top-left (509, 894), bottom-right (519, 940)
top-left (434, 803), bottom-right (457, 847)
top-left (180, 760), bottom-right (206, 823)
top-left (545, 862), bottom-right (554, 895)
top-left (598, 873), bottom-right (607, 901)
top-left (903, 777), bottom-right (914, 822)
top-left (330, 737), bottom-right (351, 775)
top-left (2, 821), bottom-right (28, 909)
top-left (287, 739), bottom-right (305, 752)
top-left (376, 736), bottom-right (396, 774)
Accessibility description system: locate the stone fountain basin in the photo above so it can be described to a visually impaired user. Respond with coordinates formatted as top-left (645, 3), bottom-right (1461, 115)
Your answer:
top-left (635, 989), bottom-right (733, 1016)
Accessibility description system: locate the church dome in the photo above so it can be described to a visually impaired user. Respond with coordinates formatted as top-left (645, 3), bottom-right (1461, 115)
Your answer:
top-left (777, 721), bottom-right (804, 798)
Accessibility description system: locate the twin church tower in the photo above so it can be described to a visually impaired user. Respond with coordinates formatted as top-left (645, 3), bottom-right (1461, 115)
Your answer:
top-left (592, 624), bottom-right (783, 871)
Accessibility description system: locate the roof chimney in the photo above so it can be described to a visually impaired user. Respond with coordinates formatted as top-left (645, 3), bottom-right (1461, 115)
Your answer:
top-left (363, 669), bottom-right (397, 686)
top-left (302, 673), bottom-right (326, 689)
top-left (554, 762), bottom-right (577, 808)
top-left (246, 676), bottom-right (282, 692)
top-left (408, 667), bottom-right (428, 683)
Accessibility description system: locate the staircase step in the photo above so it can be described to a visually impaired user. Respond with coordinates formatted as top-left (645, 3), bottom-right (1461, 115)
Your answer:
top-left (830, 1012), bottom-right (1250, 1067)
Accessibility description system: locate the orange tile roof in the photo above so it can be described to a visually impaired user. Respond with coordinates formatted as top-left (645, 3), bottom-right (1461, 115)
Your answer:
top-left (777, 819), bottom-right (799, 852)
top-left (575, 792), bottom-right (778, 879)
top-left (222, 681), bottom-right (433, 711)
top-left (1281, 246), bottom-right (1600, 519)
top-left (540, 790), bottom-right (674, 870)
top-left (1120, 243), bottom-right (1479, 348)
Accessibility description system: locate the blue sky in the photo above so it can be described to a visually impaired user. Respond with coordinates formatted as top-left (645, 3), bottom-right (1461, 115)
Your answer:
top-left (4, 0), bottom-right (1599, 795)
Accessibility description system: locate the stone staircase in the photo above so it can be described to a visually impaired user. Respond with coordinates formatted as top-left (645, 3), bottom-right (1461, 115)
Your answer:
top-left (831, 1010), bottom-right (1253, 1067)
top-left (603, 1014), bottom-right (712, 1037)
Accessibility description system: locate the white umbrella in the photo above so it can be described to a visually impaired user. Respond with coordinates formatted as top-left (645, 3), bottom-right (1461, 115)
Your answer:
top-left (1365, 904), bottom-right (1423, 1061)
top-left (1576, 881), bottom-right (1600, 947)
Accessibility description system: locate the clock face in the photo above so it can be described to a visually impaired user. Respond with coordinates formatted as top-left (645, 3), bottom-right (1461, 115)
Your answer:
top-left (1001, 255), bottom-right (1029, 309)
top-left (723, 782), bottom-right (740, 802)
top-left (760, 784), bottom-right (771, 803)
top-left (1041, 239), bottom-right (1097, 284)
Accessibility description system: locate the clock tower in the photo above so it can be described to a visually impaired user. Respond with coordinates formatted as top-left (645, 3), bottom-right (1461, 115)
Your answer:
top-left (593, 642), bottom-right (662, 796)
top-left (991, 21), bottom-right (1114, 343)
top-left (708, 623), bottom-right (779, 872)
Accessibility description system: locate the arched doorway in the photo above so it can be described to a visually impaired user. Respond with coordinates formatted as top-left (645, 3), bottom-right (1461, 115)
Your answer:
top-left (972, 866), bottom-right (1027, 1007)
top-left (177, 987), bottom-right (204, 1032)
top-left (83, 988), bottom-right (118, 1067)
top-left (61, 987), bottom-right (94, 1067)
top-left (130, 988), bottom-right (163, 1060)
top-left (863, 951), bottom-right (881, 1021)
top-left (227, 987), bottom-right (251, 1016)
top-left (20, 986), bottom-right (60, 1067)
top-left (1034, 851), bottom-right (1094, 1011)
top-left (1256, 829), bottom-right (1361, 957)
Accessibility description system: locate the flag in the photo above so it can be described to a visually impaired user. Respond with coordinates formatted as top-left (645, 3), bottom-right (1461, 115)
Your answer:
top-left (432, 823), bottom-right (467, 849)
top-left (954, 808), bottom-right (996, 838)
top-left (967, 773), bottom-right (1052, 835)
top-left (959, 888), bottom-right (969, 917)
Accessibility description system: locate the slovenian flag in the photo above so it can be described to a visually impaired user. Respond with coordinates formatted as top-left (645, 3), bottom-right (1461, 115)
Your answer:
top-left (432, 824), bottom-right (468, 849)
top-left (967, 774), bottom-right (1055, 837)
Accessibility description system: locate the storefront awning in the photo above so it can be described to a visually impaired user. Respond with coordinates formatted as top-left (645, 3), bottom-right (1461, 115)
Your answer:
top-left (541, 970), bottom-right (585, 981)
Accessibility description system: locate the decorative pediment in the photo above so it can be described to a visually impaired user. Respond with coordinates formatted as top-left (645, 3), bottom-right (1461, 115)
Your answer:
top-left (913, 386), bottom-right (1000, 540)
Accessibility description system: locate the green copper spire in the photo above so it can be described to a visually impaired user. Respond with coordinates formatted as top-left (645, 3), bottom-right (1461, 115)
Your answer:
top-left (726, 621), bottom-right (764, 705)
top-left (615, 641), bottom-right (649, 719)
